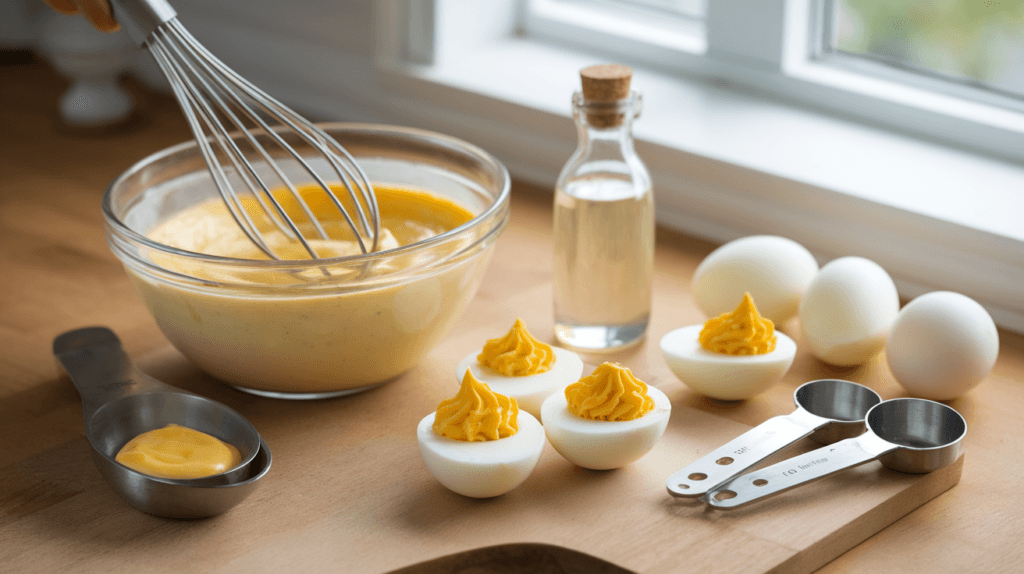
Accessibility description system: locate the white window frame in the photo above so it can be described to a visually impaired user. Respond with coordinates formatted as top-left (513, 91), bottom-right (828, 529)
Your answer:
top-left (524, 0), bottom-right (708, 68)
top-left (526, 0), bottom-right (1024, 164)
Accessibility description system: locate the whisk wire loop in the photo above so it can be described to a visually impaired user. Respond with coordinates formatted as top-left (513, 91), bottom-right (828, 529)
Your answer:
top-left (132, 10), bottom-right (380, 260)
top-left (154, 25), bottom-right (327, 257)
top-left (175, 40), bottom-right (377, 251)
top-left (164, 20), bottom-right (380, 256)
top-left (147, 37), bottom-right (277, 258)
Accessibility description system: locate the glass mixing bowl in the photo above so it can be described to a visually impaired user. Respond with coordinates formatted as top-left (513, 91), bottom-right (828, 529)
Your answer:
top-left (104, 123), bottom-right (510, 399)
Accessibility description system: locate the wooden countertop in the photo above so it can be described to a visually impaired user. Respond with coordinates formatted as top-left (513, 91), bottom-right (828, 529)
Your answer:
top-left (3, 56), bottom-right (1023, 573)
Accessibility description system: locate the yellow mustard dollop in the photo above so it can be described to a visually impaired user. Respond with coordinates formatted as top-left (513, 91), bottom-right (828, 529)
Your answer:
top-left (433, 369), bottom-right (520, 441)
top-left (565, 362), bottom-right (654, 421)
top-left (477, 318), bottom-right (554, 376)
top-left (115, 424), bottom-right (242, 479)
top-left (699, 292), bottom-right (777, 355)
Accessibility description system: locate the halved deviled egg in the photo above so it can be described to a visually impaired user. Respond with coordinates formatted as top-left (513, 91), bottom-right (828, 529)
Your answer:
top-left (661, 293), bottom-right (796, 401)
top-left (456, 318), bottom-right (583, 420)
top-left (541, 362), bottom-right (671, 470)
top-left (418, 369), bottom-right (545, 498)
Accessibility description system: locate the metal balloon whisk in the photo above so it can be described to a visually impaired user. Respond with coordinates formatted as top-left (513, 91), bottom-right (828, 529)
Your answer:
top-left (110, 0), bottom-right (379, 259)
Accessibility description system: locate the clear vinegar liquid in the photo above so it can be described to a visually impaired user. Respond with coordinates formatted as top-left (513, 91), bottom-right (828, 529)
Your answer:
top-left (553, 176), bottom-right (654, 351)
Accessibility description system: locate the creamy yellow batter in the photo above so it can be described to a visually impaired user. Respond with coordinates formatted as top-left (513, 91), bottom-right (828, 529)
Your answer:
top-left (128, 183), bottom-right (487, 394)
top-left (149, 183), bottom-right (473, 262)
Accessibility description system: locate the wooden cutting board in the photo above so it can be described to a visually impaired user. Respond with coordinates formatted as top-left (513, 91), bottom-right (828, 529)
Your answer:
top-left (2, 331), bottom-right (962, 574)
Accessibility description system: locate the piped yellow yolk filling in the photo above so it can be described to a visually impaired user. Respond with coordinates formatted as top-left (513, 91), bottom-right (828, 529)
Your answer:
top-left (115, 424), bottom-right (242, 479)
top-left (699, 292), bottom-right (777, 355)
top-left (477, 318), bottom-right (554, 376)
top-left (565, 362), bottom-right (654, 421)
top-left (433, 370), bottom-right (520, 441)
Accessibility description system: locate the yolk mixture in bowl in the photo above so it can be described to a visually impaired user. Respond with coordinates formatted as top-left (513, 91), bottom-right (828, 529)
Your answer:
top-left (106, 123), bottom-right (511, 399)
top-left (127, 184), bottom-right (485, 397)
top-left (148, 183), bottom-right (474, 263)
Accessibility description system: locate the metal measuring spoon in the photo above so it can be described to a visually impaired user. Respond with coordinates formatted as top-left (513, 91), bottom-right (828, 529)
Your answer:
top-left (705, 397), bottom-right (966, 509)
top-left (667, 379), bottom-right (881, 498)
top-left (54, 327), bottom-right (272, 519)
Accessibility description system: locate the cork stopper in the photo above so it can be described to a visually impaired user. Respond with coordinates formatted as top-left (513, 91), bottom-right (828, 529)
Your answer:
top-left (579, 64), bottom-right (633, 128)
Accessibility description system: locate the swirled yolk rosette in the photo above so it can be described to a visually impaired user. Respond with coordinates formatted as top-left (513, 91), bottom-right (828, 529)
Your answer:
top-left (564, 362), bottom-right (654, 421)
top-left (477, 318), bottom-right (554, 376)
top-left (433, 369), bottom-right (519, 441)
top-left (699, 292), bottom-right (777, 355)
top-left (456, 318), bottom-right (583, 420)
top-left (541, 362), bottom-right (671, 470)
top-left (417, 369), bottom-right (545, 498)
top-left (660, 292), bottom-right (796, 401)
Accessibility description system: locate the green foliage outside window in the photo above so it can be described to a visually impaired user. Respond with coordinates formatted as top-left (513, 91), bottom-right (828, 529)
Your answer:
top-left (835, 0), bottom-right (1024, 93)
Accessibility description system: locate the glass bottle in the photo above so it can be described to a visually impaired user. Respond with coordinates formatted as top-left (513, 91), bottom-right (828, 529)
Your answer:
top-left (553, 65), bottom-right (654, 351)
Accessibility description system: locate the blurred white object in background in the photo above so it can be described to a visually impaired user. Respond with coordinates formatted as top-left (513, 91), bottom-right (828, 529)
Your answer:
top-left (36, 10), bottom-right (136, 127)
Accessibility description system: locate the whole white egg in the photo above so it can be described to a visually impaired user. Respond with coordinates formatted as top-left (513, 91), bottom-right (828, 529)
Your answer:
top-left (540, 386), bottom-right (671, 470)
top-left (417, 411), bottom-right (546, 498)
top-left (455, 347), bottom-right (584, 421)
top-left (798, 256), bottom-right (899, 366)
top-left (692, 235), bottom-right (819, 325)
top-left (886, 291), bottom-right (999, 400)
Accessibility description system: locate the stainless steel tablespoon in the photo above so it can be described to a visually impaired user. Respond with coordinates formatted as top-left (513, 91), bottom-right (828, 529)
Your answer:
top-left (705, 397), bottom-right (966, 509)
top-left (666, 379), bottom-right (882, 498)
top-left (54, 327), bottom-right (272, 518)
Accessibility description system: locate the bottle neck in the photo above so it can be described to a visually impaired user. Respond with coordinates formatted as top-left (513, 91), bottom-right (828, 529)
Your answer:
top-left (572, 91), bottom-right (642, 160)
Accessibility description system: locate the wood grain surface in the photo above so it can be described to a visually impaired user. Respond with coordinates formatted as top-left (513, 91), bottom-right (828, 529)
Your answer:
top-left (2, 55), bottom-right (1023, 573)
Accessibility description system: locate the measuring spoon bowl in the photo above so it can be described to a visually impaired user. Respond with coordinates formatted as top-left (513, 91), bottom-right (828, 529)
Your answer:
top-left (54, 327), bottom-right (270, 518)
top-left (705, 398), bottom-right (966, 509)
top-left (666, 379), bottom-right (881, 498)
top-left (88, 392), bottom-right (261, 485)
top-left (867, 397), bottom-right (967, 474)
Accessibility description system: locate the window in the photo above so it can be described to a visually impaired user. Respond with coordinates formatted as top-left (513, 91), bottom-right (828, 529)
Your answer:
top-left (822, 0), bottom-right (1024, 105)
top-left (375, 0), bottom-right (1024, 332)
top-left (523, 0), bottom-right (1024, 164)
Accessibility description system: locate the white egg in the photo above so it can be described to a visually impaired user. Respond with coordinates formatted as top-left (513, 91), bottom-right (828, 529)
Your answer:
top-left (417, 410), bottom-right (545, 498)
top-left (887, 291), bottom-right (999, 401)
top-left (692, 235), bottom-right (819, 325)
top-left (456, 347), bottom-right (584, 421)
top-left (540, 385), bottom-right (671, 470)
top-left (799, 256), bottom-right (899, 366)
top-left (660, 325), bottom-right (796, 401)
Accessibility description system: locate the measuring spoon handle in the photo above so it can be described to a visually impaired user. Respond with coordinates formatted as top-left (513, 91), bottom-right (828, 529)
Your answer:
top-left (666, 408), bottom-right (827, 497)
top-left (705, 432), bottom-right (897, 509)
top-left (53, 327), bottom-right (169, 417)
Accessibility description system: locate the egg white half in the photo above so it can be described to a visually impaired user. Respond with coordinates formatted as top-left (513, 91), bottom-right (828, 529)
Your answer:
top-left (455, 347), bottom-right (584, 421)
top-left (540, 385), bottom-right (671, 470)
top-left (417, 410), bottom-right (545, 498)
top-left (660, 325), bottom-right (796, 401)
